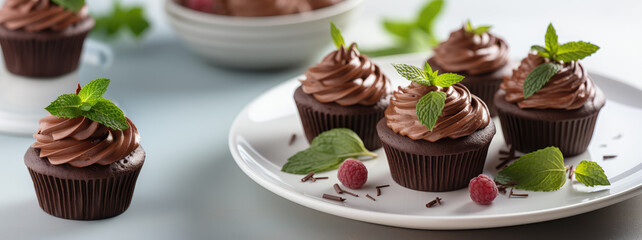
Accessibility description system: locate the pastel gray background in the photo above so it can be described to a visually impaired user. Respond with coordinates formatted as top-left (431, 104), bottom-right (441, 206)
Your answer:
top-left (0, 0), bottom-right (640, 239)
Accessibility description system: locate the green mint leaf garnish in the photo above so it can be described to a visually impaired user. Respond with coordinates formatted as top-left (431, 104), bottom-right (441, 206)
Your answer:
top-left (45, 94), bottom-right (83, 118)
top-left (44, 79), bottom-right (129, 131)
top-left (555, 41), bottom-right (600, 62)
top-left (495, 147), bottom-right (567, 191)
top-left (361, 0), bottom-right (442, 57)
top-left (392, 63), bottom-right (429, 85)
top-left (433, 73), bottom-right (465, 87)
top-left (52, 0), bottom-right (84, 12)
top-left (330, 22), bottom-right (346, 49)
top-left (464, 20), bottom-right (492, 35)
top-left (281, 128), bottom-right (377, 174)
top-left (92, 1), bottom-right (150, 40)
top-left (545, 23), bottom-right (559, 54)
top-left (523, 62), bottom-right (562, 99)
top-left (574, 160), bottom-right (611, 187)
top-left (533, 23), bottom-right (599, 63)
top-left (78, 78), bottom-right (110, 106)
top-left (83, 98), bottom-right (129, 131)
top-left (416, 91), bottom-right (446, 131)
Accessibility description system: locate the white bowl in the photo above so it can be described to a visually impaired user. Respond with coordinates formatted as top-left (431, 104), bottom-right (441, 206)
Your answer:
top-left (164, 0), bottom-right (365, 70)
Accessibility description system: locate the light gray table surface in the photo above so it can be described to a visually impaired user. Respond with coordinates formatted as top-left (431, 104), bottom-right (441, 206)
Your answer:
top-left (1, 0), bottom-right (641, 239)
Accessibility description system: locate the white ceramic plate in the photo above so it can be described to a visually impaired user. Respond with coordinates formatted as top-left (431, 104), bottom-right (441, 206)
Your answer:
top-left (228, 53), bottom-right (642, 230)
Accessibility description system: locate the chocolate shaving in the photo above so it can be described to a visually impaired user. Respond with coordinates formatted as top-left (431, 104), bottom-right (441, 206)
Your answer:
top-left (425, 197), bottom-right (442, 208)
top-left (333, 184), bottom-right (342, 194)
top-left (376, 185), bottom-right (390, 189)
top-left (314, 177), bottom-right (328, 180)
top-left (567, 165), bottom-right (574, 180)
top-left (509, 188), bottom-right (528, 198)
top-left (496, 145), bottom-right (521, 170)
top-left (342, 190), bottom-right (358, 197)
top-left (613, 134), bottom-right (622, 140)
top-left (288, 134), bottom-right (297, 146)
top-left (497, 185), bottom-right (507, 194)
top-left (75, 83), bottom-right (82, 94)
top-left (366, 194), bottom-right (376, 201)
top-left (376, 188), bottom-right (381, 196)
top-left (323, 194), bottom-right (345, 202)
top-left (301, 172), bottom-right (314, 182)
top-left (603, 155), bottom-right (617, 160)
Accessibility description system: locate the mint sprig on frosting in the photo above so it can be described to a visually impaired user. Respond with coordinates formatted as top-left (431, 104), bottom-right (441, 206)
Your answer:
top-left (52, 0), bottom-right (85, 12)
top-left (524, 23), bottom-right (599, 99)
top-left (392, 63), bottom-right (465, 131)
top-left (330, 22), bottom-right (346, 49)
top-left (45, 78), bottom-right (129, 131)
top-left (464, 20), bottom-right (491, 35)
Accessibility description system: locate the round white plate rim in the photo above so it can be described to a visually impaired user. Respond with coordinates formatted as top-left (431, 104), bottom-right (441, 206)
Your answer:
top-left (228, 70), bottom-right (642, 230)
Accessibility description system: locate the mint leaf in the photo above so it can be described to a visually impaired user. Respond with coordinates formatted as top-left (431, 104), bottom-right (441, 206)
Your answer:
top-left (92, 1), bottom-right (150, 40)
top-left (574, 160), bottom-right (610, 187)
top-left (523, 62), bottom-right (562, 99)
top-left (282, 128), bottom-right (377, 174)
top-left (555, 41), bottom-right (600, 62)
top-left (392, 63), bottom-right (430, 85)
top-left (416, 91), bottom-right (446, 131)
top-left (416, 0), bottom-right (443, 33)
top-left (52, 0), bottom-right (84, 12)
top-left (83, 98), bottom-right (129, 130)
top-left (531, 45), bottom-right (549, 58)
top-left (545, 23), bottom-right (558, 54)
top-left (495, 147), bottom-right (567, 191)
top-left (433, 73), bottom-right (465, 87)
top-left (330, 22), bottom-right (345, 49)
top-left (383, 20), bottom-right (414, 39)
top-left (78, 78), bottom-right (110, 106)
top-left (45, 94), bottom-right (82, 118)
top-left (464, 20), bottom-right (491, 35)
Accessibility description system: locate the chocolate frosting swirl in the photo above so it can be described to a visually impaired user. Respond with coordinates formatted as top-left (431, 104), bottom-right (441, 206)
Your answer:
top-left (385, 83), bottom-right (490, 142)
top-left (32, 116), bottom-right (140, 167)
top-left (432, 26), bottom-right (510, 75)
top-left (225, 0), bottom-right (342, 17)
top-left (0, 0), bottom-right (89, 32)
top-left (500, 53), bottom-right (596, 110)
top-left (301, 43), bottom-right (389, 106)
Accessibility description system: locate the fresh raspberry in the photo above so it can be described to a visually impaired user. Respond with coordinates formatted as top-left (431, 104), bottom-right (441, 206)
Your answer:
top-left (468, 174), bottom-right (498, 205)
top-left (337, 159), bottom-right (368, 189)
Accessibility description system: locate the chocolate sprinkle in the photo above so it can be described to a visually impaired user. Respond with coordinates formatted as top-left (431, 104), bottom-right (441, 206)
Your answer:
top-left (603, 155), bottom-right (617, 160)
top-left (376, 185), bottom-right (390, 188)
top-left (323, 194), bottom-right (345, 202)
top-left (366, 194), bottom-right (376, 201)
top-left (425, 197), bottom-right (442, 208)
top-left (376, 188), bottom-right (381, 196)
top-left (567, 165), bottom-right (574, 180)
top-left (342, 190), bottom-right (359, 197)
top-left (509, 188), bottom-right (528, 198)
top-left (314, 177), bottom-right (328, 180)
top-left (496, 145), bottom-right (521, 170)
top-left (333, 184), bottom-right (342, 194)
top-left (288, 134), bottom-right (297, 146)
top-left (497, 185), bottom-right (507, 194)
top-left (301, 172), bottom-right (314, 182)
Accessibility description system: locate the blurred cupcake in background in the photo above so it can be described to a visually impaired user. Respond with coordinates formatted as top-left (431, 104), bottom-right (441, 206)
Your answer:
top-left (427, 20), bottom-right (512, 116)
top-left (0, 0), bottom-right (95, 78)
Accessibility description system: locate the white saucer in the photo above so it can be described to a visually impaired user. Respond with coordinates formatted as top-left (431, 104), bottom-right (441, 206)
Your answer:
top-left (228, 54), bottom-right (642, 230)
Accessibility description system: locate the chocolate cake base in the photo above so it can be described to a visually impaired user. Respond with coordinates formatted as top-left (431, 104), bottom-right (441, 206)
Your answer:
top-left (494, 88), bottom-right (606, 157)
top-left (0, 18), bottom-right (95, 78)
top-left (427, 57), bottom-right (513, 116)
top-left (24, 146), bottom-right (145, 220)
top-left (377, 118), bottom-right (495, 192)
top-left (294, 86), bottom-right (388, 150)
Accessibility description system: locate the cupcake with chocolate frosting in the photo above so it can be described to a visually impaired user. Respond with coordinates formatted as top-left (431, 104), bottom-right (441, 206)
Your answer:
top-left (377, 63), bottom-right (495, 192)
top-left (495, 23), bottom-right (604, 156)
top-left (25, 78), bottom-right (145, 220)
top-left (294, 23), bottom-right (389, 150)
top-left (427, 21), bottom-right (512, 116)
top-left (0, 0), bottom-right (95, 78)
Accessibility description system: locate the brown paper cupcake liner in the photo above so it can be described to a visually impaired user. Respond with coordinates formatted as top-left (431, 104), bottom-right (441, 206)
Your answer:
top-left (382, 141), bottom-right (490, 192)
top-left (0, 19), bottom-right (94, 78)
top-left (294, 87), bottom-right (387, 150)
top-left (496, 108), bottom-right (600, 157)
top-left (27, 168), bottom-right (141, 220)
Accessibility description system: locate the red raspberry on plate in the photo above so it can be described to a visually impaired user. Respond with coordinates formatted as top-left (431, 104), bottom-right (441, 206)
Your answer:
top-left (337, 159), bottom-right (368, 189)
top-left (469, 174), bottom-right (498, 205)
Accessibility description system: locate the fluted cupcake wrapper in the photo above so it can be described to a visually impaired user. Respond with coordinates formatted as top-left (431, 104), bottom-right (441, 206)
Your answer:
top-left (0, 19), bottom-right (93, 78)
top-left (382, 141), bottom-right (490, 192)
top-left (294, 87), bottom-right (387, 150)
top-left (496, 108), bottom-right (600, 157)
top-left (27, 168), bottom-right (141, 220)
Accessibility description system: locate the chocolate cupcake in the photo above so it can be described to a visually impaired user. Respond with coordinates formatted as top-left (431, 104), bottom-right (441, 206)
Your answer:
top-left (0, 0), bottom-right (95, 78)
top-left (495, 24), bottom-right (603, 157)
top-left (294, 23), bottom-right (389, 150)
top-left (427, 22), bottom-right (511, 116)
top-left (378, 63), bottom-right (495, 192)
top-left (25, 79), bottom-right (144, 220)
